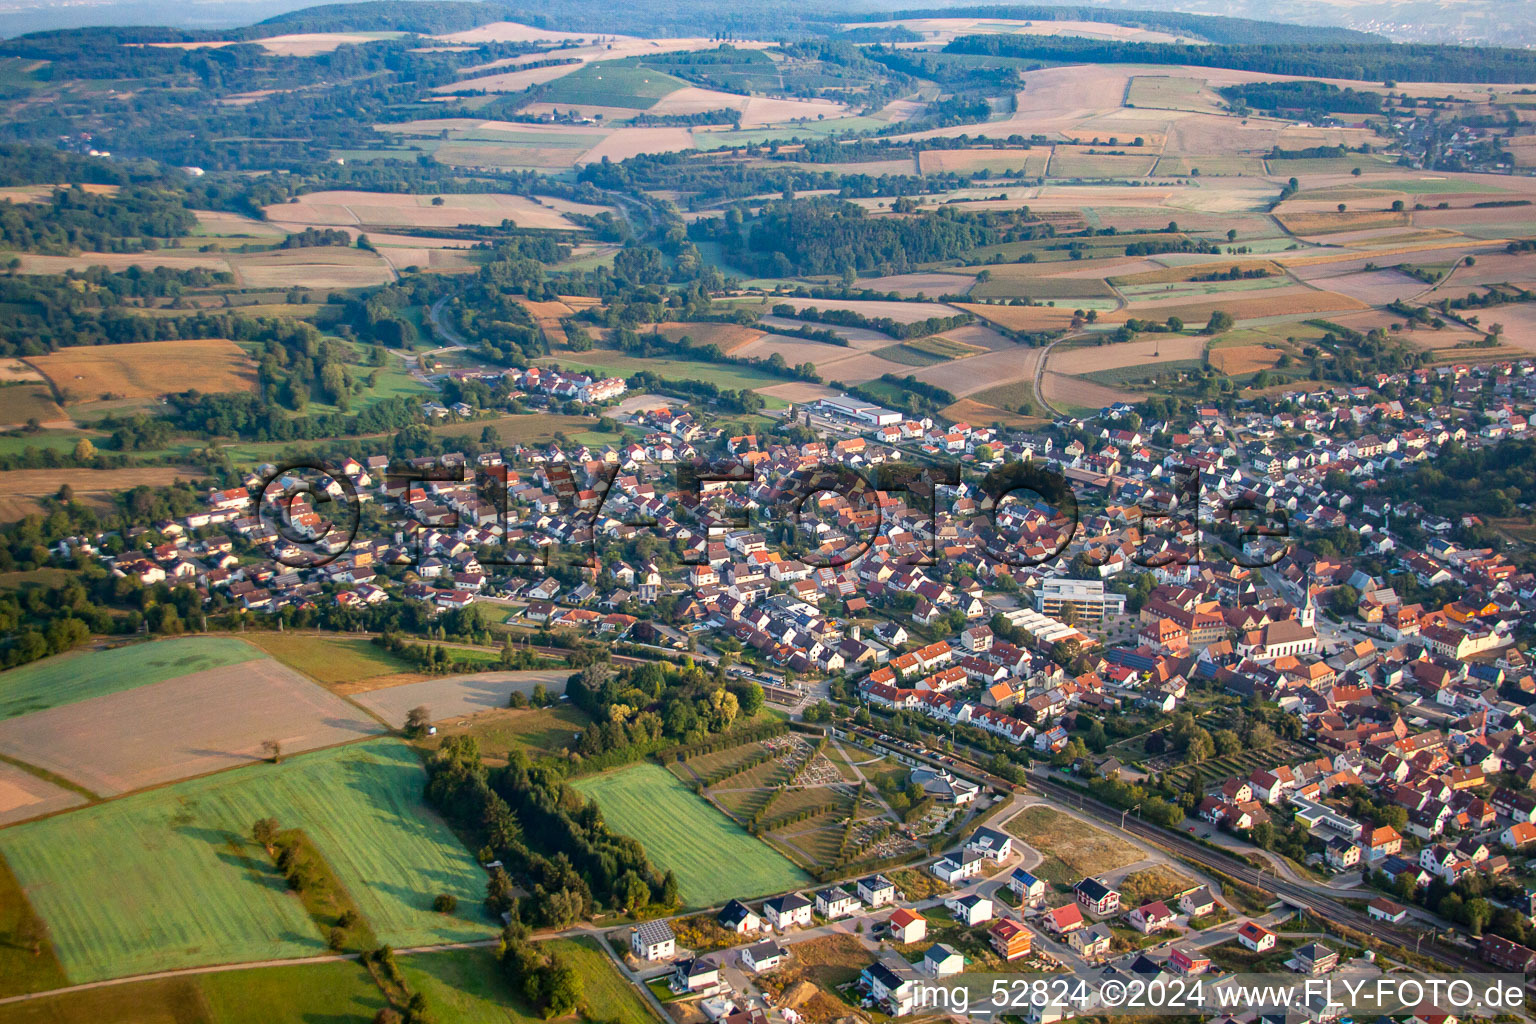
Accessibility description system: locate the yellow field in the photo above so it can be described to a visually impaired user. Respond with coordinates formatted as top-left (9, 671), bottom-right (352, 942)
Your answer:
top-left (27, 340), bottom-right (258, 404)
top-left (917, 148), bottom-right (1051, 176)
top-left (264, 190), bottom-right (614, 232)
top-left (957, 303), bottom-right (1083, 331)
top-left (1276, 209), bottom-right (1412, 235)
top-left (1105, 290), bottom-right (1366, 324)
top-left (1208, 344), bottom-right (1282, 374)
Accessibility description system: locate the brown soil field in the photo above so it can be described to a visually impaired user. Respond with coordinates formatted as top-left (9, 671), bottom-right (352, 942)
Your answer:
top-left (0, 760), bottom-right (87, 826)
top-left (1049, 335), bottom-right (1207, 373)
top-left (374, 247), bottom-right (479, 274)
top-left (1041, 371), bottom-right (1139, 411)
top-left (0, 659), bottom-right (383, 796)
top-left (956, 303), bottom-right (1082, 331)
top-left (652, 321), bottom-right (765, 354)
top-left (28, 339), bottom-right (257, 404)
top-left (1277, 209), bottom-right (1412, 235)
top-left (264, 189), bottom-right (613, 232)
top-left (756, 382), bottom-right (848, 404)
top-left (433, 143), bottom-right (588, 170)
top-left (1298, 266), bottom-right (1421, 306)
top-left (0, 362), bottom-right (44, 384)
top-left (649, 88), bottom-right (848, 126)
top-left (778, 297), bottom-right (963, 323)
top-left (1104, 289), bottom-right (1366, 324)
top-left (1208, 344), bottom-right (1282, 374)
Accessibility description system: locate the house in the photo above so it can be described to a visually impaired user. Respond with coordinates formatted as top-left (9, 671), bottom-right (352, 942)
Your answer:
top-left (966, 826), bottom-right (1014, 861)
top-left (1363, 825), bottom-right (1403, 861)
top-left (1237, 921), bottom-right (1277, 952)
top-left (1501, 822), bottom-right (1536, 849)
top-left (1178, 886), bottom-right (1216, 918)
top-left (990, 919), bottom-right (1033, 961)
top-left (922, 943), bottom-right (965, 977)
top-left (1045, 903), bottom-right (1085, 934)
top-left (741, 940), bottom-right (787, 973)
top-left (1009, 869), bottom-right (1046, 907)
top-left (673, 957), bottom-right (722, 995)
top-left (931, 849), bottom-right (987, 883)
top-left (1367, 897), bottom-right (1408, 924)
top-left (1325, 837), bottom-right (1360, 870)
top-left (1168, 946), bottom-right (1210, 975)
top-left (1291, 942), bottom-right (1338, 975)
top-left (1126, 901), bottom-right (1176, 934)
top-left (763, 892), bottom-right (814, 930)
top-left (857, 874), bottom-right (897, 908)
top-left (1481, 933), bottom-right (1536, 973)
top-left (1074, 877), bottom-right (1121, 916)
top-left (816, 886), bottom-right (859, 920)
top-left (632, 920), bottom-right (675, 961)
top-left (862, 953), bottom-right (920, 1015)
top-left (719, 899), bottom-right (762, 934)
top-left (1069, 924), bottom-right (1113, 959)
top-left (888, 907), bottom-right (927, 944)
top-left (946, 892), bottom-right (993, 926)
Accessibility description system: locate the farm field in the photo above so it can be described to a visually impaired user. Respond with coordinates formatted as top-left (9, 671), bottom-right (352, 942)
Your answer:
top-left (0, 384), bottom-right (65, 428)
top-left (0, 759), bottom-right (86, 826)
top-left (263, 189), bottom-right (614, 232)
top-left (1048, 335), bottom-right (1207, 374)
top-left (532, 355), bottom-right (793, 405)
top-left (573, 762), bottom-right (810, 907)
top-left (0, 637), bottom-right (260, 720)
top-left (917, 147), bottom-right (1050, 176)
top-left (909, 343), bottom-right (1043, 397)
top-left (239, 633), bottom-right (419, 689)
top-left (542, 936), bottom-right (659, 1024)
top-left (354, 668), bottom-right (571, 726)
top-left (226, 246), bottom-right (396, 288)
top-left (0, 654), bottom-right (383, 795)
top-left (0, 466), bottom-right (204, 522)
top-left (0, 738), bottom-right (492, 983)
top-left (956, 303), bottom-right (1083, 331)
top-left (1048, 150), bottom-right (1157, 178)
top-left (418, 703), bottom-right (591, 766)
top-left (1125, 75), bottom-right (1223, 113)
top-left (1102, 288), bottom-right (1367, 324)
top-left (27, 340), bottom-right (258, 405)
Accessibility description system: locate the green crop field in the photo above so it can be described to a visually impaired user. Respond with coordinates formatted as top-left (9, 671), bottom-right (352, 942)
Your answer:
top-left (542, 64), bottom-right (687, 109)
top-left (239, 633), bottom-right (416, 686)
top-left (544, 937), bottom-right (659, 1024)
top-left (0, 739), bottom-right (493, 982)
top-left (573, 763), bottom-right (809, 908)
top-left (0, 637), bottom-right (261, 720)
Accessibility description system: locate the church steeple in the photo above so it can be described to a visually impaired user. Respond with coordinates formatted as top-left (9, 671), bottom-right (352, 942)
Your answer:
top-left (1300, 587), bottom-right (1317, 629)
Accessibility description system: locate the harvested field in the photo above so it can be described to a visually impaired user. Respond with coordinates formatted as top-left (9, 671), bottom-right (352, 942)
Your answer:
top-left (354, 669), bottom-right (570, 727)
top-left (652, 321), bottom-right (765, 354)
top-left (0, 657), bottom-right (383, 796)
top-left (264, 189), bottom-right (613, 232)
top-left (1125, 75), bottom-right (1222, 114)
top-left (0, 385), bottom-right (65, 428)
top-left (1110, 260), bottom-right (1283, 286)
top-left (917, 148), bottom-right (1050, 176)
top-left (228, 247), bottom-right (395, 288)
top-left (1154, 154), bottom-right (1267, 176)
top-left (0, 637), bottom-right (260, 720)
top-left (0, 466), bottom-right (205, 522)
top-left (910, 344), bottom-right (1042, 398)
top-left (776, 297), bottom-right (963, 323)
top-left (1277, 209), bottom-right (1412, 235)
top-left (1208, 344), bottom-right (1282, 375)
top-left (756, 381), bottom-right (847, 404)
top-left (0, 183), bottom-right (119, 203)
top-left (0, 761), bottom-right (86, 826)
top-left (1104, 288), bottom-right (1366, 324)
top-left (254, 31), bottom-right (404, 55)
top-left (652, 87), bottom-right (848, 126)
top-left (1048, 150), bottom-right (1157, 179)
top-left (970, 269), bottom-right (1117, 301)
top-left (0, 739), bottom-right (491, 983)
top-left (854, 271), bottom-right (975, 297)
top-left (941, 397), bottom-right (1047, 429)
top-left (956, 303), bottom-right (1082, 331)
top-left (13, 252), bottom-right (233, 275)
top-left (577, 127), bottom-right (695, 163)
top-left (239, 634), bottom-right (418, 690)
top-left (1049, 335), bottom-right (1206, 374)
top-left (27, 339), bottom-right (257, 404)
top-left (441, 61), bottom-right (584, 93)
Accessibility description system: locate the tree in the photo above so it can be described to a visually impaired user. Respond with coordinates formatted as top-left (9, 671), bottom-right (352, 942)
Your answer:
top-left (1206, 310), bottom-right (1235, 334)
top-left (616, 871), bottom-right (649, 915)
top-left (1337, 203), bottom-right (1348, 213)
top-left (252, 817), bottom-right (280, 852)
top-left (541, 951), bottom-right (583, 1018)
top-left (660, 870), bottom-right (679, 907)
top-left (739, 681), bottom-right (764, 717)
top-left (73, 438), bottom-right (96, 461)
top-left (433, 893), bottom-right (458, 914)
top-left (262, 739), bottom-right (282, 763)
top-left (405, 705), bottom-right (432, 736)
